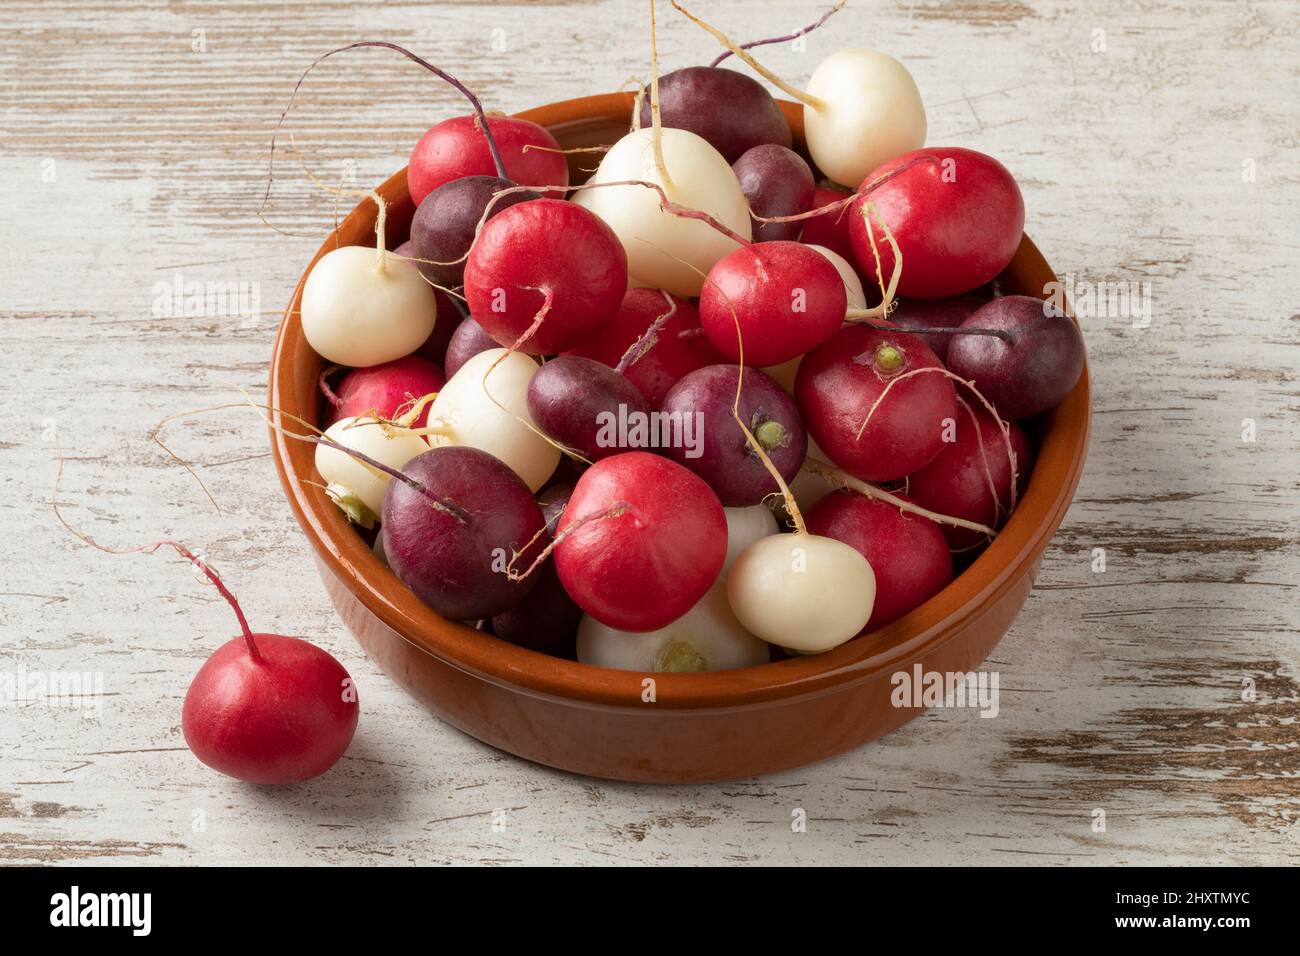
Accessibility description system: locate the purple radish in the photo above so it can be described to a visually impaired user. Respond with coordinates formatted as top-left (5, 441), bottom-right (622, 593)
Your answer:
top-left (409, 176), bottom-right (538, 288)
top-left (732, 144), bottom-right (815, 242)
top-left (444, 316), bottom-right (499, 379)
top-left (638, 67), bottom-right (791, 163)
top-left (526, 356), bottom-right (651, 462)
top-left (887, 294), bottom-right (986, 363)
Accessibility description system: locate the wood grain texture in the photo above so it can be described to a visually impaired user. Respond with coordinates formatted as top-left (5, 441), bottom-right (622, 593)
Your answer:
top-left (2, 0), bottom-right (1297, 865)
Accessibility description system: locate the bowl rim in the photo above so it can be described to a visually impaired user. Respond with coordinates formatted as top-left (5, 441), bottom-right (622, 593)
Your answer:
top-left (269, 92), bottom-right (1091, 713)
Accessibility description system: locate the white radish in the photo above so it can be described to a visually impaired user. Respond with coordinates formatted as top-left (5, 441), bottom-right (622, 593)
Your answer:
top-left (301, 245), bottom-right (437, 367)
top-left (762, 245), bottom-right (864, 393)
top-left (803, 50), bottom-right (927, 189)
top-left (727, 532), bottom-right (875, 654)
top-left (723, 505), bottom-right (778, 576)
top-left (583, 127), bottom-right (752, 296)
top-left (314, 415), bottom-right (429, 526)
top-left (577, 580), bottom-right (770, 672)
top-left (428, 348), bottom-right (559, 491)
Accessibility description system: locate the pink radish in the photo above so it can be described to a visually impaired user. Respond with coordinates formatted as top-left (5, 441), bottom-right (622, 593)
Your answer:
top-left (408, 114), bottom-right (568, 206)
top-left (552, 452), bottom-right (726, 632)
top-left (463, 198), bottom-right (628, 354)
top-left (699, 241), bottom-right (847, 367)
top-left (805, 490), bottom-right (953, 631)
top-left (323, 356), bottom-right (444, 429)
top-left (795, 324), bottom-right (956, 482)
top-left (848, 147), bottom-right (1025, 298)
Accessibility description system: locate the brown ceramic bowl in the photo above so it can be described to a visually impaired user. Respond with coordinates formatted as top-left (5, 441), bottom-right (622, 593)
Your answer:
top-left (269, 93), bottom-right (1090, 783)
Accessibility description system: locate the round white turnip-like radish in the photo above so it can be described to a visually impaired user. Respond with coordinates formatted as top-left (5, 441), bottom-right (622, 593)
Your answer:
top-left (315, 416), bottom-right (430, 525)
top-left (583, 127), bottom-right (752, 296)
top-left (301, 245), bottom-right (437, 367)
top-left (576, 581), bottom-right (769, 672)
top-left (428, 348), bottom-right (560, 492)
top-left (803, 50), bottom-right (927, 189)
top-left (726, 532), bottom-right (875, 653)
top-left (723, 504), bottom-right (778, 575)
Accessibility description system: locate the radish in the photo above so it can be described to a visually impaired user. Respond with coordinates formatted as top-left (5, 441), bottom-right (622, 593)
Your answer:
top-left (660, 364), bottom-right (806, 506)
top-left (428, 348), bottom-right (560, 492)
top-left (723, 504), bottom-right (778, 575)
top-left (945, 295), bottom-right (1086, 418)
top-left (527, 355), bottom-right (651, 462)
top-left (322, 355), bottom-right (444, 429)
top-left (463, 198), bottom-right (628, 354)
top-left (799, 184), bottom-right (857, 263)
top-left (383, 446), bottom-right (545, 621)
top-left (409, 176), bottom-right (538, 287)
top-left (492, 483), bottom-right (581, 657)
top-left (301, 244), bottom-right (437, 367)
top-left (795, 324), bottom-right (956, 482)
top-left (577, 581), bottom-right (769, 672)
top-left (315, 415), bottom-right (430, 525)
top-left (907, 397), bottom-right (1035, 550)
top-left (805, 490), bottom-right (953, 631)
top-left (699, 240), bottom-right (847, 367)
top-left (395, 241), bottom-right (463, 363)
top-left (551, 452), bottom-right (726, 632)
top-left (670, 4), bottom-right (926, 188)
top-left (637, 68), bottom-right (790, 163)
top-left (848, 147), bottom-right (1025, 298)
top-left (444, 316), bottom-right (498, 379)
top-left (733, 144), bottom-right (815, 243)
top-left (409, 114), bottom-right (568, 207)
top-left (564, 288), bottom-right (725, 407)
top-left (887, 293), bottom-right (986, 363)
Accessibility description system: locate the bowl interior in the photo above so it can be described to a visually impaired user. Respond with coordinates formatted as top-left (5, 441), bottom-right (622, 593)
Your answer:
top-left (269, 93), bottom-right (1091, 711)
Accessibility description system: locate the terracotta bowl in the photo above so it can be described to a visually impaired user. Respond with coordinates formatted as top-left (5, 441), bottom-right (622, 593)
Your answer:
top-left (269, 93), bottom-right (1091, 783)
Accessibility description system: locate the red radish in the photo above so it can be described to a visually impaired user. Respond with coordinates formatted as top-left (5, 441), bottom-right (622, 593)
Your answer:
top-left (945, 295), bottom-right (1086, 419)
top-left (733, 144), bottom-right (816, 243)
top-left (409, 176), bottom-right (539, 288)
top-left (795, 324), bottom-right (956, 482)
top-left (800, 184), bottom-right (858, 265)
top-left (805, 490), bottom-right (953, 631)
top-left (887, 293), bottom-right (986, 363)
top-left (443, 316), bottom-right (498, 379)
top-left (553, 452), bottom-right (726, 632)
top-left (323, 356), bottom-right (444, 429)
top-left (565, 289), bottom-right (724, 407)
top-left (382, 446), bottom-right (545, 620)
top-left (848, 147), bottom-right (1025, 298)
top-left (660, 364), bottom-right (806, 506)
top-left (907, 399), bottom-right (1035, 550)
top-left (408, 114), bottom-right (568, 207)
top-left (700, 241), bottom-right (847, 367)
top-left (463, 198), bottom-right (628, 354)
top-left (527, 355), bottom-right (651, 462)
top-left (638, 67), bottom-right (791, 163)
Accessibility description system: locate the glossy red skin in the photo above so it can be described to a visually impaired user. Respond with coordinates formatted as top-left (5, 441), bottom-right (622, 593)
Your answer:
top-left (408, 115), bottom-right (568, 206)
top-left (805, 490), bottom-right (953, 632)
top-left (382, 447), bottom-right (544, 621)
top-left (660, 364), bottom-right (806, 507)
top-left (181, 634), bottom-right (358, 784)
top-left (564, 289), bottom-right (724, 408)
top-left (946, 295), bottom-right (1086, 419)
top-left (326, 356), bottom-right (444, 430)
top-left (700, 241), bottom-right (847, 367)
top-left (888, 293), bottom-right (987, 363)
top-left (527, 356), bottom-right (651, 462)
top-left (799, 185), bottom-right (858, 264)
top-left (638, 67), bottom-right (792, 163)
top-left (907, 399), bottom-right (1035, 550)
top-left (443, 316), bottom-right (498, 379)
top-left (848, 147), bottom-right (1025, 298)
top-left (464, 199), bottom-right (628, 355)
top-left (733, 145), bottom-right (815, 243)
top-left (554, 452), bottom-right (726, 632)
top-left (795, 325), bottom-right (957, 482)
top-left (409, 176), bottom-right (538, 288)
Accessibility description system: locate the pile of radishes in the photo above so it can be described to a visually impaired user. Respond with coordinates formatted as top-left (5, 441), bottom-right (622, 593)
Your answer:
top-left (293, 1), bottom-right (1085, 674)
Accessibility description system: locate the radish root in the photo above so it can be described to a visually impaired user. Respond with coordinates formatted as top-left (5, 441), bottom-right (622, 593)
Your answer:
top-left (615, 291), bottom-right (678, 374)
top-left (709, 0), bottom-right (846, 67)
top-left (649, 0), bottom-right (674, 189)
top-left (505, 502), bottom-right (631, 582)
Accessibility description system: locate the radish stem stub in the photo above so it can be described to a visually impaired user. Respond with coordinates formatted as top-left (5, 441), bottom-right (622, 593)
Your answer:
top-left (726, 533), bottom-right (875, 653)
top-left (301, 246), bottom-right (437, 367)
top-left (315, 416), bottom-right (429, 525)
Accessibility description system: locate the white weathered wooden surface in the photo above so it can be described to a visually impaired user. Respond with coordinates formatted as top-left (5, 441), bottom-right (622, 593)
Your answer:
top-left (2, 0), bottom-right (1297, 865)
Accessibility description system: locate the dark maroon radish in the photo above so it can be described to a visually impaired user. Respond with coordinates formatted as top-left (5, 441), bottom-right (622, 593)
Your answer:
top-left (444, 316), bottom-right (499, 378)
top-left (526, 355), bottom-right (651, 461)
top-left (795, 324), bottom-right (956, 482)
top-left (946, 295), bottom-right (1086, 419)
top-left (463, 198), bottom-right (628, 354)
top-left (805, 490), bottom-right (952, 632)
top-left (638, 67), bottom-right (791, 163)
top-left (733, 144), bottom-right (815, 243)
top-left (382, 446), bottom-right (544, 620)
top-left (699, 241), bottom-right (847, 367)
top-left (554, 452), bottom-right (726, 632)
top-left (908, 399), bottom-right (1035, 550)
top-left (661, 365), bottom-right (805, 506)
top-left (564, 289), bottom-right (725, 407)
top-left (324, 355), bottom-right (444, 429)
top-left (490, 561), bottom-right (581, 658)
top-left (409, 176), bottom-right (539, 288)
top-left (887, 293), bottom-right (986, 364)
top-left (538, 481), bottom-right (574, 533)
